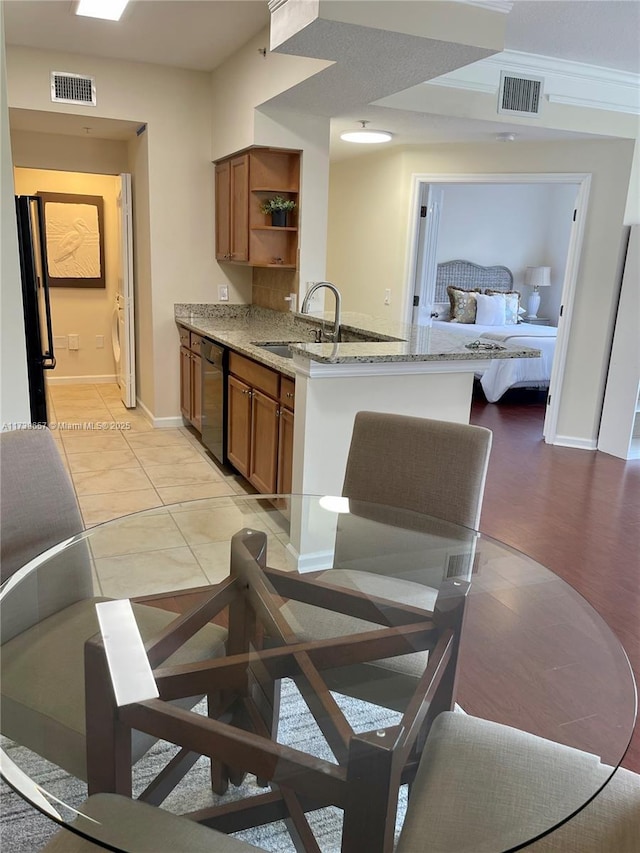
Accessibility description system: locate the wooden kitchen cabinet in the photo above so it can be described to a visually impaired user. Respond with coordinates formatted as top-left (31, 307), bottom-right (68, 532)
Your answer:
top-left (227, 351), bottom-right (294, 495)
top-left (214, 146), bottom-right (301, 269)
top-left (215, 154), bottom-right (249, 262)
top-left (178, 328), bottom-right (203, 432)
top-left (277, 407), bottom-right (294, 494)
top-left (250, 389), bottom-right (280, 494)
top-left (227, 374), bottom-right (252, 476)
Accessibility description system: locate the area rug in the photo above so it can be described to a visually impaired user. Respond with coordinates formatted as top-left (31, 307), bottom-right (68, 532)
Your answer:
top-left (1, 679), bottom-right (409, 852)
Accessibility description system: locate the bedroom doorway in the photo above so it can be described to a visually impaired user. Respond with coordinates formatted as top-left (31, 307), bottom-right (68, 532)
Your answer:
top-left (404, 172), bottom-right (591, 445)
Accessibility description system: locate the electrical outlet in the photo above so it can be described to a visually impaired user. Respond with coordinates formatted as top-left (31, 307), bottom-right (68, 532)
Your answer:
top-left (68, 334), bottom-right (79, 351)
top-left (384, 288), bottom-right (391, 305)
top-left (96, 335), bottom-right (104, 348)
top-left (218, 284), bottom-right (229, 302)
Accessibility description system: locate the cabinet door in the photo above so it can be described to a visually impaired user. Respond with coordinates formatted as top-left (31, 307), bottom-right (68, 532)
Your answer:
top-left (227, 375), bottom-right (251, 477)
top-left (191, 352), bottom-right (202, 432)
top-left (180, 346), bottom-right (192, 421)
top-left (249, 389), bottom-right (279, 494)
top-left (229, 154), bottom-right (249, 262)
top-left (215, 160), bottom-right (231, 260)
top-left (277, 407), bottom-right (294, 495)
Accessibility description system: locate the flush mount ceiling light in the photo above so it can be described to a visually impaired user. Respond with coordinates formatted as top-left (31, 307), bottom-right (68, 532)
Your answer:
top-left (340, 121), bottom-right (393, 144)
top-left (76, 0), bottom-right (129, 21)
top-left (496, 132), bottom-right (517, 142)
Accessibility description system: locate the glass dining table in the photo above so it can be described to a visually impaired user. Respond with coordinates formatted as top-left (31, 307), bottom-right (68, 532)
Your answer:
top-left (0, 493), bottom-right (636, 853)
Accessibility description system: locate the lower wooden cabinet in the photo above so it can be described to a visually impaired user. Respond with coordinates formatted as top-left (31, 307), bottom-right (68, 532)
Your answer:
top-left (227, 374), bottom-right (252, 476)
top-left (180, 347), bottom-right (202, 432)
top-left (277, 406), bottom-right (294, 494)
top-left (227, 352), bottom-right (294, 495)
top-left (250, 389), bottom-right (280, 493)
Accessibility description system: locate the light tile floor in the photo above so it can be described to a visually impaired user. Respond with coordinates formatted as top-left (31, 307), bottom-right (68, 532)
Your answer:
top-left (47, 382), bottom-right (255, 527)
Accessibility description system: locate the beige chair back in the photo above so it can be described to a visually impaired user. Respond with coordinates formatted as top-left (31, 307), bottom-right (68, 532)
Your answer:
top-left (343, 412), bottom-right (492, 529)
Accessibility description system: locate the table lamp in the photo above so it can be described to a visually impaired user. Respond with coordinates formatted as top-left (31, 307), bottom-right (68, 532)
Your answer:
top-left (525, 266), bottom-right (551, 318)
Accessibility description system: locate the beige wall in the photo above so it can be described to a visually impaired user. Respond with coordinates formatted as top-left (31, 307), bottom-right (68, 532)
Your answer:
top-left (0, 10), bottom-right (30, 424)
top-left (11, 129), bottom-right (129, 175)
top-left (210, 32), bottom-right (332, 309)
top-left (6, 46), bottom-right (234, 419)
top-left (210, 27), bottom-right (330, 162)
top-left (327, 139), bottom-right (635, 446)
top-left (13, 167), bottom-right (119, 381)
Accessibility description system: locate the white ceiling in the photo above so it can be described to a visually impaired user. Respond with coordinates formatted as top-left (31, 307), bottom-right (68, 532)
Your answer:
top-left (4, 0), bottom-right (639, 152)
top-left (2, 1), bottom-right (271, 72)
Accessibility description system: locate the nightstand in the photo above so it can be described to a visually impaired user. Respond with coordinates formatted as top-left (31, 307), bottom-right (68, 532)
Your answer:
top-left (525, 317), bottom-right (551, 326)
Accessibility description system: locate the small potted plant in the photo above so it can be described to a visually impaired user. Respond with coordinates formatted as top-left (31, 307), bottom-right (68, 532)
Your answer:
top-left (260, 195), bottom-right (297, 227)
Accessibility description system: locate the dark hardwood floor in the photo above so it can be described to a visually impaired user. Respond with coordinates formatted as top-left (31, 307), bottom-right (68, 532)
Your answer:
top-left (470, 390), bottom-right (640, 772)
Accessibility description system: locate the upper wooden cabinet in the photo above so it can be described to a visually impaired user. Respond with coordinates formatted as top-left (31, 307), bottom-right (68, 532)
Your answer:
top-left (214, 146), bottom-right (301, 269)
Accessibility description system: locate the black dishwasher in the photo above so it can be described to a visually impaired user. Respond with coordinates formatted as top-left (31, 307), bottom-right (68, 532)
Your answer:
top-left (200, 339), bottom-right (228, 464)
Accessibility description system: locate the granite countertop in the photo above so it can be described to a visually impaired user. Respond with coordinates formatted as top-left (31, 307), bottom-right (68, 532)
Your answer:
top-left (175, 304), bottom-right (541, 377)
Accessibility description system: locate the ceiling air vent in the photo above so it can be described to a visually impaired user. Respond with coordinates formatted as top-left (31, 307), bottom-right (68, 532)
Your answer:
top-left (498, 71), bottom-right (543, 117)
top-left (51, 72), bottom-right (96, 106)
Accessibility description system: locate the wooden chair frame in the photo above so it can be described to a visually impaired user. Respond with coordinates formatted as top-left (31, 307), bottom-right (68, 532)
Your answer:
top-left (85, 528), bottom-right (469, 853)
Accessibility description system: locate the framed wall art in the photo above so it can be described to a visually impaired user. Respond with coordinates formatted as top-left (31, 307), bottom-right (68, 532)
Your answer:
top-left (37, 192), bottom-right (106, 288)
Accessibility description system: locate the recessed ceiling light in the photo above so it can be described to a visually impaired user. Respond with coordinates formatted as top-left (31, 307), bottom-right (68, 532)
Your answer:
top-left (340, 121), bottom-right (393, 144)
top-left (76, 0), bottom-right (129, 21)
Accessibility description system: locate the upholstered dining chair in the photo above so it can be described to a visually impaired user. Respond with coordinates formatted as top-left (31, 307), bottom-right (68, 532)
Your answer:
top-left (280, 412), bottom-right (493, 710)
top-left (0, 428), bottom-right (227, 789)
top-left (396, 711), bottom-right (640, 852)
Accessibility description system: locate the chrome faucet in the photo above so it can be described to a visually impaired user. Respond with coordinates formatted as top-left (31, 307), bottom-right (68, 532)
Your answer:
top-left (301, 281), bottom-right (342, 342)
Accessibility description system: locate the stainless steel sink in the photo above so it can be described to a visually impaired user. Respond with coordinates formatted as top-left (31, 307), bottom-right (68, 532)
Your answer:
top-left (253, 342), bottom-right (305, 358)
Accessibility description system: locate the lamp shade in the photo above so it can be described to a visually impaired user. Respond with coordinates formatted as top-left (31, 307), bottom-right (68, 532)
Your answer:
top-left (525, 266), bottom-right (551, 288)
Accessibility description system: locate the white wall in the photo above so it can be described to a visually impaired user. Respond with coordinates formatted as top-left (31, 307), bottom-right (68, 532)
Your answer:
top-left (326, 139), bottom-right (634, 447)
top-left (434, 182), bottom-right (576, 324)
top-left (543, 183), bottom-right (577, 321)
top-left (0, 9), bottom-right (29, 426)
top-left (13, 167), bottom-right (119, 381)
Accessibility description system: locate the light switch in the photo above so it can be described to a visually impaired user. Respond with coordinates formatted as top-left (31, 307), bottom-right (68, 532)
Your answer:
top-left (54, 336), bottom-right (67, 349)
top-left (384, 289), bottom-right (391, 305)
top-left (218, 285), bottom-right (229, 302)
top-left (96, 335), bottom-right (104, 348)
top-left (68, 334), bottom-right (79, 350)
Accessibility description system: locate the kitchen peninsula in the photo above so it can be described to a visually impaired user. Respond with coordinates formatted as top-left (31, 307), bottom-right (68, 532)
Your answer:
top-left (175, 304), bottom-right (539, 497)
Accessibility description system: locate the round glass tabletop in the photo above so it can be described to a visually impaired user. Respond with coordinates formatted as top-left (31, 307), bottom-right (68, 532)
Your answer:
top-left (0, 494), bottom-right (636, 853)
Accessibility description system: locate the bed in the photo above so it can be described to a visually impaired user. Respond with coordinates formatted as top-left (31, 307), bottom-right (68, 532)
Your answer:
top-left (431, 260), bottom-right (557, 402)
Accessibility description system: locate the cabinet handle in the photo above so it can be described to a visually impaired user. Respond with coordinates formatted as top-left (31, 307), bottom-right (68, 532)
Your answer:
top-left (276, 407), bottom-right (280, 417)
top-left (242, 389), bottom-right (250, 395)
top-left (286, 392), bottom-right (294, 398)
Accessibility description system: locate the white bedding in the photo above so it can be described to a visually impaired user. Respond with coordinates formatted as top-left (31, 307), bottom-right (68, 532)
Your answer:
top-left (432, 320), bottom-right (557, 402)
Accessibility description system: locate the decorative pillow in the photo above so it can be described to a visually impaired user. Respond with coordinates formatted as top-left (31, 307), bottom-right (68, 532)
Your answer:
top-left (486, 289), bottom-right (520, 325)
top-left (447, 287), bottom-right (480, 323)
top-left (475, 293), bottom-right (506, 326)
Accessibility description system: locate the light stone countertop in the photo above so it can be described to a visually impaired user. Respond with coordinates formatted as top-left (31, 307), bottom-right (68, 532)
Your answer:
top-left (175, 304), bottom-right (541, 378)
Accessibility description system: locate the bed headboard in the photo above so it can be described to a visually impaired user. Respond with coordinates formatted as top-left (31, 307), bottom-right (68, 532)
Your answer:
top-left (435, 260), bottom-right (514, 304)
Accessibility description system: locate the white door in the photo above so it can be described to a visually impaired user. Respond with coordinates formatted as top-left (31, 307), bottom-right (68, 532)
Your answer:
top-left (411, 184), bottom-right (444, 325)
top-left (116, 174), bottom-right (135, 407)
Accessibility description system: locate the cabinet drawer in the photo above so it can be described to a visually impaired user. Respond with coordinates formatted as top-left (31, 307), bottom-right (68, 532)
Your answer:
top-left (229, 352), bottom-right (279, 398)
top-left (190, 333), bottom-right (203, 355)
top-left (178, 326), bottom-right (190, 348)
top-left (280, 376), bottom-right (295, 409)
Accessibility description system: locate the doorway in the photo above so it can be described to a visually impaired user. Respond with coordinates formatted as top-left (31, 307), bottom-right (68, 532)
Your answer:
top-left (13, 168), bottom-right (136, 408)
top-left (404, 173), bottom-right (591, 445)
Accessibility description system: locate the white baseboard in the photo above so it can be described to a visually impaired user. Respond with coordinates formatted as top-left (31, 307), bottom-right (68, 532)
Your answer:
top-left (552, 435), bottom-right (598, 451)
top-left (47, 374), bottom-right (117, 386)
top-left (152, 415), bottom-right (186, 429)
top-left (135, 397), bottom-right (184, 430)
